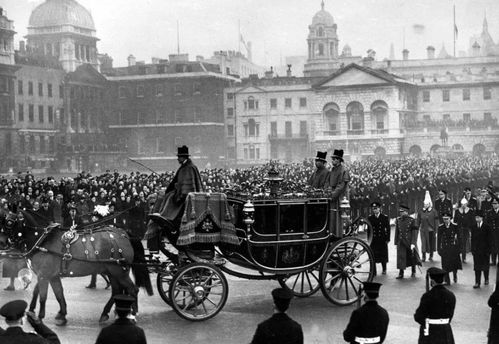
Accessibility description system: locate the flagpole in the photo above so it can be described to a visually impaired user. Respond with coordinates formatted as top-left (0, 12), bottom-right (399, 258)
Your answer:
top-left (238, 20), bottom-right (241, 54)
top-left (453, 5), bottom-right (456, 57)
top-left (177, 20), bottom-right (180, 54)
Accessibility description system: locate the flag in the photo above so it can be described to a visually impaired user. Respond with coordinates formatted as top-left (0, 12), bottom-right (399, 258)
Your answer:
top-left (454, 24), bottom-right (458, 39)
top-left (240, 33), bottom-right (246, 46)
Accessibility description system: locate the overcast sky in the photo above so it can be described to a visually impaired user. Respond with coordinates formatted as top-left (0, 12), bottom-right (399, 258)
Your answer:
top-left (3, 0), bottom-right (499, 68)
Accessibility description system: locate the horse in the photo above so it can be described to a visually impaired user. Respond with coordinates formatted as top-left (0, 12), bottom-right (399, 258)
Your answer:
top-left (0, 210), bottom-right (153, 326)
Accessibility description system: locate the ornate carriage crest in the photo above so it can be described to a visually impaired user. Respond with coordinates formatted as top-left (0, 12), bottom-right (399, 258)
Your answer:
top-left (201, 218), bottom-right (214, 232)
top-left (282, 247), bottom-right (300, 264)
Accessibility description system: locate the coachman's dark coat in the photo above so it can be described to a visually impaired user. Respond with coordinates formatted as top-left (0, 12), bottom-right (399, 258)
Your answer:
top-left (368, 212), bottom-right (390, 263)
top-left (343, 300), bottom-right (390, 344)
top-left (437, 223), bottom-right (462, 273)
top-left (414, 284), bottom-right (456, 344)
top-left (95, 318), bottom-right (147, 344)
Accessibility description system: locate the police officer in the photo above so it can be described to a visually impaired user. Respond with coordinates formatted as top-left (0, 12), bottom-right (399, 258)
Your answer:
top-left (368, 202), bottom-right (390, 275)
top-left (95, 295), bottom-right (147, 344)
top-left (0, 299), bottom-right (60, 344)
top-left (250, 288), bottom-right (303, 344)
top-left (343, 282), bottom-right (390, 344)
top-left (414, 267), bottom-right (456, 344)
top-left (308, 151), bottom-right (329, 189)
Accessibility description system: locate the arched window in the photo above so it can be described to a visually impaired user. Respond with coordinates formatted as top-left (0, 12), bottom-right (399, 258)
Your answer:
top-left (318, 44), bottom-right (324, 56)
top-left (323, 103), bottom-right (340, 135)
top-left (346, 102), bottom-right (364, 134)
top-left (317, 27), bottom-right (324, 37)
top-left (247, 96), bottom-right (258, 110)
top-left (371, 100), bottom-right (388, 131)
top-left (409, 145), bottom-right (422, 156)
top-left (374, 146), bottom-right (386, 158)
top-left (430, 144), bottom-right (441, 154)
top-left (473, 143), bottom-right (486, 156)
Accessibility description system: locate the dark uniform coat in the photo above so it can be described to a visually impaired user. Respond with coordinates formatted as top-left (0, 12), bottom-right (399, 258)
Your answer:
top-left (368, 213), bottom-right (390, 263)
top-left (394, 215), bottom-right (418, 270)
top-left (95, 318), bottom-right (147, 344)
top-left (465, 196), bottom-right (478, 212)
top-left (471, 221), bottom-right (492, 271)
top-left (488, 289), bottom-right (499, 344)
top-left (414, 284), bottom-right (456, 344)
top-left (434, 198), bottom-right (453, 222)
top-left (437, 223), bottom-right (462, 272)
top-left (308, 166), bottom-right (329, 189)
top-left (453, 208), bottom-right (474, 255)
top-left (486, 208), bottom-right (499, 255)
top-left (250, 313), bottom-right (303, 344)
top-left (0, 324), bottom-right (60, 344)
top-left (343, 300), bottom-right (390, 344)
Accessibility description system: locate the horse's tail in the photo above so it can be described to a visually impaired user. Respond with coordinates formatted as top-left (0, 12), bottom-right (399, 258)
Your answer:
top-left (130, 238), bottom-right (154, 296)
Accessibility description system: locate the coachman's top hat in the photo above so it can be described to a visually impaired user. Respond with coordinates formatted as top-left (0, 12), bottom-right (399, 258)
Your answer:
top-left (314, 151), bottom-right (327, 162)
top-left (177, 145), bottom-right (190, 157)
top-left (331, 149), bottom-right (344, 162)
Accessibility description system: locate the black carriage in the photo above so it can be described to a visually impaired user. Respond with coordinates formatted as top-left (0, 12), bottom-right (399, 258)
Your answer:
top-left (153, 187), bottom-right (374, 321)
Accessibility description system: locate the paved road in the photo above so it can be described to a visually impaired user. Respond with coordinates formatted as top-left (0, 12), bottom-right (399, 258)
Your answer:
top-left (0, 248), bottom-right (496, 344)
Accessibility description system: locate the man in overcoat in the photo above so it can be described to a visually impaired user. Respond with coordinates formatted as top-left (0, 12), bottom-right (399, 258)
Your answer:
top-left (437, 212), bottom-right (462, 284)
top-left (434, 189), bottom-right (453, 223)
top-left (414, 267), bottom-right (456, 344)
top-left (325, 149), bottom-right (350, 202)
top-left (343, 282), bottom-right (390, 344)
top-left (308, 151), bottom-right (329, 189)
top-left (250, 288), bottom-right (303, 344)
top-left (472, 209), bottom-right (493, 288)
top-left (394, 204), bottom-right (418, 279)
top-left (486, 198), bottom-right (499, 266)
top-left (95, 295), bottom-right (147, 344)
top-left (488, 267), bottom-right (499, 344)
top-left (463, 186), bottom-right (478, 212)
top-left (368, 202), bottom-right (390, 275)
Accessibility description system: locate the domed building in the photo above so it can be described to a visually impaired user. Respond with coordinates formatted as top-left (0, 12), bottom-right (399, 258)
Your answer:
top-left (25, 0), bottom-right (99, 72)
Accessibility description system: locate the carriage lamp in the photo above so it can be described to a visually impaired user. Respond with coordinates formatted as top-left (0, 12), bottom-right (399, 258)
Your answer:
top-left (339, 196), bottom-right (352, 231)
top-left (243, 200), bottom-right (255, 234)
top-left (264, 164), bottom-right (283, 197)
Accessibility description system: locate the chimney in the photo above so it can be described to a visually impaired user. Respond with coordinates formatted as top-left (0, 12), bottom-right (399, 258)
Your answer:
top-left (264, 66), bottom-right (274, 79)
top-left (472, 42), bottom-right (481, 57)
top-left (127, 54), bottom-right (136, 67)
top-left (402, 49), bottom-right (409, 60)
top-left (286, 64), bottom-right (292, 77)
top-left (19, 40), bottom-right (26, 53)
top-left (427, 46), bottom-right (435, 59)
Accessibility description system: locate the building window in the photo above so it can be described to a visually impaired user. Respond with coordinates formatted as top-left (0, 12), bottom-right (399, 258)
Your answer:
top-left (28, 81), bottom-right (33, 96)
top-left (443, 113), bottom-right (450, 121)
top-left (484, 112), bottom-right (492, 121)
top-left (20, 136), bottom-right (25, 153)
top-left (118, 86), bottom-right (126, 98)
top-left (174, 83), bottom-right (182, 96)
top-left (174, 137), bottom-right (182, 147)
top-left (193, 82), bottom-right (201, 94)
top-left (227, 107), bottom-right (234, 117)
top-left (285, 121), bottom-right (292, 137)
top-left (249, 145), bottom-right (256, 159)
top-left (28, 105), bottom-right (34, 122)
top-left (256, 147), bottom-right (260, 160)
top-left (38, 82), bottom-right (43, 96)
top-left (174, 109), bottom-right (181, 122)
top-left (483, 87), bottom-right (491, 100)
top-left (29, 136), bottom-right (35, 153)
top-left (299, 121), bottom-right (307, 137)
top-left (248, 119), bottom-right (257, 136)
top-left (299, 97), bottom-right (307, 107)
top-left (462, 88), bottom-right (470, 101)
top-left (40, 137), bottom-right (46, 153)
top-left (18, 104), bottom-right (24, 122)
top-left (243, 148), bottom-right (248, 160)
top-left (227, 124), bottom-right (234, 136)
top-left (317, 26), bottom-right (324, 37)
top-left (48, 136), bottom-right (54, 153)
top-left (423, 114), bottom-right (431, 121)
top-left (285, 98), bottom-right (292, 108)
top-left (137, 112), bottom-right (146, 124)
top-left (227, 147), bottom-right (235, 159)
top-left (59, 85), bottom-right (64, 98)
top-left (18, 80), bottom-right (23, 95)
top-left (318, 44), bottom-right (324, 56)
top-left (442, 90), bottom-right (450, 102)
top-left (270, 121), bottom-right (277, 137)
top-left (38, 106), bottom-right (44, 123)
top-left (463, 113), bottom-right (470, 122)
top-left (270, 98), bottom-right (277, 109)
top-left (48, 106), bottom-right (53, 123)
top-left (227, 92), bottom-right (234, 100)
top-left (48, 83), bottom-right (53, 97)
top-left (155, 85), bottom-right (163, 97)
top-left (248, 97), bottom-right (257, 110)
top-left (136, 85), bottom-right (144, 98)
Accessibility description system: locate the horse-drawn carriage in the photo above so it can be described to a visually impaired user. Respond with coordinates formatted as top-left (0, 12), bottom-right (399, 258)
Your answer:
top-left (152, 179), bottom-right (374, 321)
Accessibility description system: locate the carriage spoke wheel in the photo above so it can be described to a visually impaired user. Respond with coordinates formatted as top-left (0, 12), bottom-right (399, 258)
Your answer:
top-left (278, 267), bottom-right (320, 297)
top-left (168, 262), bottom-right (228, 321)
top-left (319, 237), bottom-right (374, 305)
top-left (157, 272), bottom-right (174, 307)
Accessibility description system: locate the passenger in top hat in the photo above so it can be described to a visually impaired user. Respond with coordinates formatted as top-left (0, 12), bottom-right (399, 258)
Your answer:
top-left (343, 282), bottom-right (389, 344)
top-left (145, 145), bottom-right (204, 260)
top-left (0, 299), bottom-right (60, 344)
top-left (325, 149), bottom-right (350, 202)
top-left (471, 209), bottom-right (492, 288)
top-left (308, 151), bottom-right (329, 189)
top-left (250, 288), bottom-right (303, 344)
top-left (95, 295), bottom-right (147, 344)
top-left (368, 201), bottom-right (391, 276)
top-left (394, 204), bottom-right (418, 279)
top-left (414, 267), bottom-right (456, 344)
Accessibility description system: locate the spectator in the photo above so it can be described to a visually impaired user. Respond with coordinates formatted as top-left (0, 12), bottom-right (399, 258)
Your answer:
top-left (472, 210), bottom-right (492, 288)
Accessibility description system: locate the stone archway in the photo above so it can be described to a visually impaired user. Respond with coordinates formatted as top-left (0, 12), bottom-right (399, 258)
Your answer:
top-left (374, 146), bottom-right (386, 158)
top-left (409, 145), bottom-right (422, 156)
top-left (473, 143), bottom-right (486, 156)
top-left (430, 144), bottom-right (441, 154)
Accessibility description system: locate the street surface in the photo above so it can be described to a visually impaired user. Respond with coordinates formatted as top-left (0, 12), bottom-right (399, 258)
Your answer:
top-left (0, 240), bottom-right (496, 344)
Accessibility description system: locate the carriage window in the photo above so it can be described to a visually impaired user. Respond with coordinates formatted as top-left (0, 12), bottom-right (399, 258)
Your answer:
top-left (253, 205), bottom-right (277, 235)
top-left (280, 204), bottom-right (304, 234)
top-left (307, 202), bottom-right (328, 232)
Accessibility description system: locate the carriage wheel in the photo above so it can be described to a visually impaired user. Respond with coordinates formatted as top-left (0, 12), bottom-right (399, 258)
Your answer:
top-left (319, 237), bottom-right (374, 305)
top-left (157, 272), bottom-right (173, 307)
top-left (278, 267), bottom-right (320, 297)
top-left (168, 262), bottom-right (228, 321)
top-left (345, 217), bottom-right (373, 245)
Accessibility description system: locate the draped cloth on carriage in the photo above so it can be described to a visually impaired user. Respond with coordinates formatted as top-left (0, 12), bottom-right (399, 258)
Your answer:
top-left (176, 192), bottom-right (239, 246)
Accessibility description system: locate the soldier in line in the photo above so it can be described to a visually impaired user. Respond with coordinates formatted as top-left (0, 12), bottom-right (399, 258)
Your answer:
top-left (368, 202), bottom-right (390, 275)
top-left (394, 204), bottom-right (418, 279)
top-left (437, 212), bottom-right (462, 284)
top-left (308, 151), bottom-right (329, 189)
top-left (414, 267), bottom-right (456, 344)
top-left (471, 210), bottom-right (493, 288)
top-left (417, 191), bottom-right (438, 262)
top-left (343, 282), bottom-right (390, 344)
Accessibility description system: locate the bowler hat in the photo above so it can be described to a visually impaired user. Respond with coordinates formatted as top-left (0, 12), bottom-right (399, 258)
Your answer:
top-left (0, 300), bottom-right (27, 321)
top-left (363, 282), bottom-right (382, 298)
top-left (314, 151), bottom-right (327, 162)
top-left (177, 145), bottom-right (190, 157)
top-left (114, 294), bottom-right (135, 312)
top-left (427, 267), bottom-right (446, 283)
top-left (331, 149), bottom-right (344, 162)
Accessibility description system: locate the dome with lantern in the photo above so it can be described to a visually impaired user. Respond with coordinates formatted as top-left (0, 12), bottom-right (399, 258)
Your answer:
top-left (312, 1), bottom-right (335, 27)
top-left (28, 0), bottom-right (95, 32)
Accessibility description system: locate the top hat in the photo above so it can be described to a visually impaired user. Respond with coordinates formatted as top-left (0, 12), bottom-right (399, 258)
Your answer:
top-left (314, 151), bottom-right (327, 162)
top-left (371, 201), bottom-right (382, 208)
top-left (0, 300), bottom-right (27, 321)
top-left (271, 288), bottom-right (293, 302)
top-left (363, 282), bottom-right (382, 298)
top-left (114, 294), bottom-right (135, 312)
top-left (427, 267), bottom-right (446, 283)
top-left (177, 145), bottom-right (190, 157)
top-left (330, 149), bottom-right (344, 162)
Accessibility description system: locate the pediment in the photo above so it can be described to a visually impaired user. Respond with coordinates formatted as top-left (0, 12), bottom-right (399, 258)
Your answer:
top-left (236, 85), bottom-right (266, 94)
top-left (320, 68), bottom-right (390, 87)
